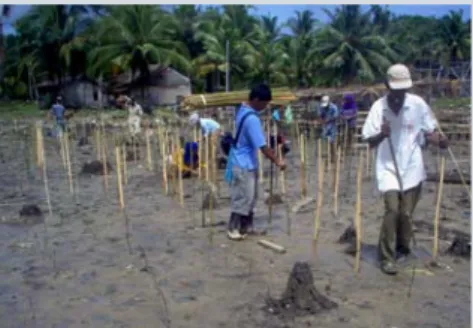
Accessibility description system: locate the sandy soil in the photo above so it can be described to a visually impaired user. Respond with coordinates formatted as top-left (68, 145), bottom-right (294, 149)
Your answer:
top-left (0, 122), bottom-right (470, 328)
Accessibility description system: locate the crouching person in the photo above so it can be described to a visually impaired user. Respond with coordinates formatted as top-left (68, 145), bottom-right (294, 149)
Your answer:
top-left (227, 84), bottom-right (286, 241)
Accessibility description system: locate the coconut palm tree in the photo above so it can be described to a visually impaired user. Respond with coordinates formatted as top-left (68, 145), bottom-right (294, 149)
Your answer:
top-left (315, 5), bottom-right (398, 85)
top-left (434, 9), bottom-right (470, 66)
top-left (88, 5), bottom-right (191, 81)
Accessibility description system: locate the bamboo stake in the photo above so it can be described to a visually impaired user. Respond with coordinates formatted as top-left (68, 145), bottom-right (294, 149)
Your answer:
top-left (64, 132), bottom-right (74, 194)
top-left (35, 122), bottom-right (44, 171)
top-left (354, 151), bottom-right (364, 274)
top-left (273, 120), bottom-right (279, 189)
top-left (278, 144), bottom-right (286, 194)
top-left (101, 124), bottom-right (109, 194)
top-left (122, 144), bottom-right (128, 185)
top-left (209, 137), bottom-right (216, 236)
top-left (59, 132), bottom-right (67, 169)
top-left (204, 135), bottom-right (209, 182)
top-left (333, 144), bottom-right (341, 215)
top-left (433, 155), bottom-right (446, 260)
top-left (176, 132), bottom-right (184, 207)
top-left (326, 138), bottom-right (331, 172)
top-left (258, 151), bottom-right (264, 184)
top-left (115, 145), bottom-right (125, 210)
top-left (146, 129), bottom-right (152, 171)
top-left (197, 133), bottom-right (202, 179)
top-left (300, 133), bottom-right (307, 198)
top-left (95, 127), bottom-right (101, 161)
top-left (313, 160), bottom-right (325, 242)
top-left (365, 145), bottom-right (370, 177)
top-left (159, 128), bottom-right (169, 195)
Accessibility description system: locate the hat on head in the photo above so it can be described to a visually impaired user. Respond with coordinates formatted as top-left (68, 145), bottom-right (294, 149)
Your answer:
top-left (386, 64), bottom-right (412, 90)
top-left (189, 112), bottom-right (199, 125)
top-left (321, 95), bottom-right (330, 107)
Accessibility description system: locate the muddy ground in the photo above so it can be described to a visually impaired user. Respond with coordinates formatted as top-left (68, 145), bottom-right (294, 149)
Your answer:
top-left (0, 123), bottom-right (470, 328)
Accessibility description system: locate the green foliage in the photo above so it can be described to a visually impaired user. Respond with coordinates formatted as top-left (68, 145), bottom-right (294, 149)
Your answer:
top-left (1, 4), bottom-right (471, 98)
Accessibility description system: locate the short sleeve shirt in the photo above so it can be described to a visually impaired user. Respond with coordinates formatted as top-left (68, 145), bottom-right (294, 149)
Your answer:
top-left (51, 104), bottom-right (65, 121)
top-left (362, 93), bottom-right (437, 192)
top-left (200, 118), bottom-right (221, 137)
top-left (232, 103), bottom-right (266, 170)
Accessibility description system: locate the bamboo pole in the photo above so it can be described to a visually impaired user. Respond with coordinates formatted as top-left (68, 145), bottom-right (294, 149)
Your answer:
top-left (115, 145), bottom-right (125, 210)
top-left (64, 132), bottom-right (74, 194)
top-left (95, 127), bottom-right (101, 161)
top-left (300, 133), bottom-right (307, 198)
top-left (35, 122), bottom-right (44, 171)
top-left (122, 144), bottom-right (128, 185)
top-left (159, 128), bottom-right (169, 195)
top-left (209, 136), bottom-right (216, 229)
top-left (176, 131), bottom-right (184, 207)
top-left (313, 160), bottom-right (325, 242)
top-left (204, 135), bottom-right (209, 182)
top-left (197, 133), bottom-right (202, 179)
top-left (333, 144), bottom-right (341, 215)
top-left (433, 155), bottom-right (446, 260)
top-left (354, 151), bottom-right (364, 274)
top-left (258, 150), bottom-right (264, 185)
top-left (365, 145), bottom-right (370, 177)
top-left (278, 144), bottom-right (286, 194)
top-left (101, 123), bottom-right (109, 194)
top-left (59, 131), bottom-right (67, 169)
top-left (146, 129), bottom-right (152, 171)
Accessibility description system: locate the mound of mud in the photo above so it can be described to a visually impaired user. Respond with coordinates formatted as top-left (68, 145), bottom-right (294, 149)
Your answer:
top-left (202, 192), bottom-right (218, 210)
top-left (265, 262), bottom-right (337, 318)
top-left (19, 205), bottom-right (42, 217)
top-left (446, 235), bottom-right (471, 259)
top-left (77, 137), bottom-right (90, 147)
top-left (338, 223), bottom-right (356, 244)
top-left (265, 194), bottom-right (284, 205)
top-left (126, 149), bottom-right (141, 161)
top-left (81, 161), bottom-right (113, 175)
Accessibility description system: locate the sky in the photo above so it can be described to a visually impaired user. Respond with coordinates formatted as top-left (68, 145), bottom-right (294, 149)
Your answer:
top-left (3, 4), bottom-right (471, 35)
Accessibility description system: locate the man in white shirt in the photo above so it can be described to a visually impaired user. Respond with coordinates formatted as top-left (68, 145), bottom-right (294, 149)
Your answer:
top-left (362, 64), bottom-right (448, 275)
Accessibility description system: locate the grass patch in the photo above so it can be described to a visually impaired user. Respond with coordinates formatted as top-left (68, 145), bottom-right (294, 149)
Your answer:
top-left (0, 101), bottom-right (44, 120)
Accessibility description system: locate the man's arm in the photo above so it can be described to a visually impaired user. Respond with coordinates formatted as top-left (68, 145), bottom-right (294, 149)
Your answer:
top-left (362, 102), bottom-right (384, 149)
top-left (418, 98), bottom-right (448, 148)
top-left (246, 116), bottom-right (283, 168)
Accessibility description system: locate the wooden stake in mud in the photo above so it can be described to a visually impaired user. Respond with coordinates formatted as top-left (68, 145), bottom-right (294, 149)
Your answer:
top-left (101, 123), bottom-right (109, 194)
top-left (159, 128), bottom-right (169, 195)
top-left (64, 132), bottom-right (74, 194)
top-left (35, 122), bottom-right (44, 171)
top-left (176, 132), bottom-right (184, 207)
top-left (333, 144), bottom-right (341, 215)
top-left (299, 133), bottom-right (307, 198)
top-left (204, 135), bottom-right (210, 181)
top-left (115, 145), bottom-right (125, 210)
top-left (59, 131), bottom-right (67, 169)
top-left (433, 155), bottom-right (446, 260)
top-left (197, 133), bottom-right (202, 179)
top-left (146, 128), bottom-right (152, 171)
top-left (313, 160), bottom-right (325, 242)
top-left (95, 126), bottom-right (101, 161)
top-left (122, 144), bottom-right (128, 185)
top-left (258, 150), bottom-right (264, 185)
top-left (354, 150), bottom-right (364, 274)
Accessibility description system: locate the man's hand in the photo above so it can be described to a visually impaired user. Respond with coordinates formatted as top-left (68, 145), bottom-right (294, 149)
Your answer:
top-left (276, 159), bottom-right (286, 171)
top-left (438, 134), bottom-right (448, 149)
top-left (381, 117), bottom-right (391, 138)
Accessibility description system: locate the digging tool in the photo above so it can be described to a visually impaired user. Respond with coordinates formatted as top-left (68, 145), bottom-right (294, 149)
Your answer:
top-left (386, 132), bottom-right (416, 298)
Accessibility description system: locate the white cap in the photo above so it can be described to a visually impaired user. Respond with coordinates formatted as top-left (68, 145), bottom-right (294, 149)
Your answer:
top-left (321, 95), bottom-right (330, 107)
top-left (188, 112), bottom-right (199, 125)
top-left (387, 64), bottom-right (413, 90)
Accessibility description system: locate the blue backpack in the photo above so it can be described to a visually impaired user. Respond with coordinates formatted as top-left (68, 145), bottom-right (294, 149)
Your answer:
top-left (224, 111), bottom-right (256, 184)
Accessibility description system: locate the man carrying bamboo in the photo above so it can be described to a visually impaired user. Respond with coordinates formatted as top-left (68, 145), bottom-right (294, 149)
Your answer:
top-left (227, 83), bottom-right (286, 240)
top-left (362, 64), bottom-right (448, 275)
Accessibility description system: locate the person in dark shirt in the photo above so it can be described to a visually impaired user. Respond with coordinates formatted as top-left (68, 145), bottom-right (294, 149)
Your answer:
top-left (48, 96), bottom-right (66, 134)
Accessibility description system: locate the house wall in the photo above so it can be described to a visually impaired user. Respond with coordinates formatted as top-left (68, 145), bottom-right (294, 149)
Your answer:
top-left (61, 82), bottom-right (106, 109)
top-left (130, 84), bottom-right (191, 107)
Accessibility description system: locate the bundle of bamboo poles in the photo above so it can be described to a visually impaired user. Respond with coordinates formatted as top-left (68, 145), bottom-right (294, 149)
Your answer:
top-left (180, 88), bottom-right (297, 110)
